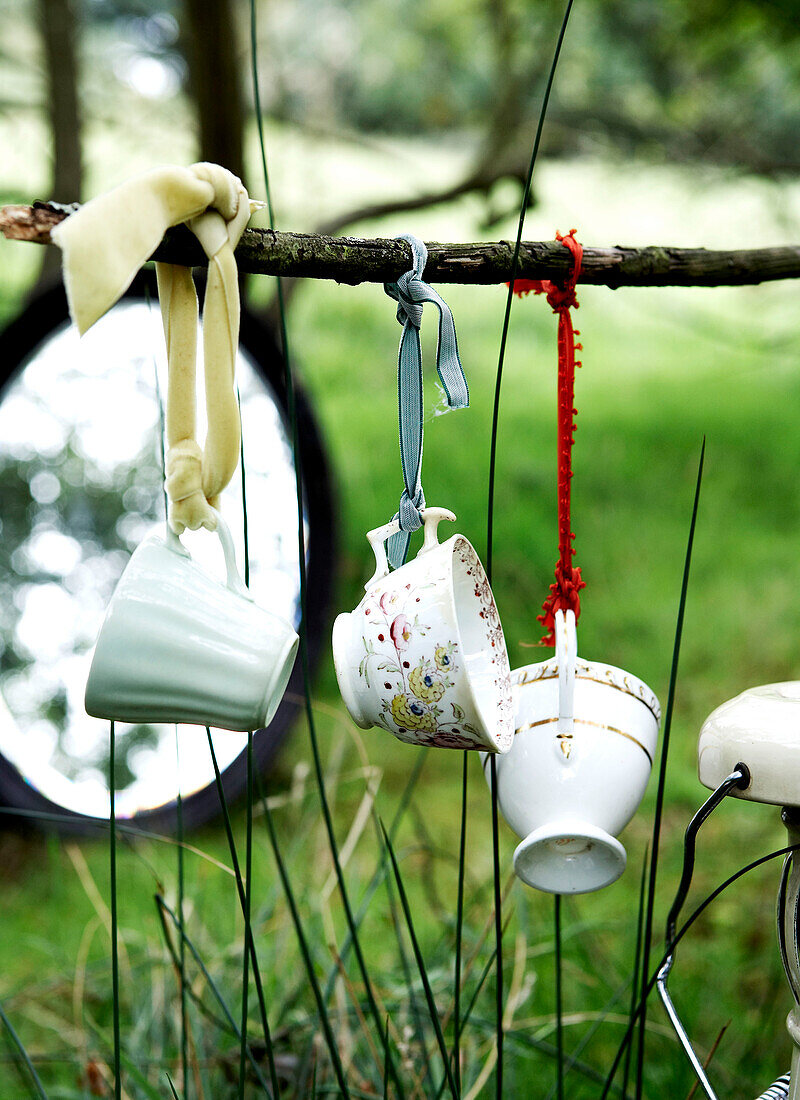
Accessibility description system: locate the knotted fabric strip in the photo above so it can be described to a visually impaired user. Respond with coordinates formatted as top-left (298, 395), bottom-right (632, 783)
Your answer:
top-left (52, 162), bottom-right (256, 533)
top-left (383, 233), bottom-right (469, 568)
top-left (511, 229), bottom-right (586, 645)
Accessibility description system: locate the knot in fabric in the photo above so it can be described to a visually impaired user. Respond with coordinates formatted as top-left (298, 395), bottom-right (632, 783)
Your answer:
top-left (383, 233), bottom-right (469, 570)
top-left (541, 231), bottom-right (582, 312)
top-left (543, 281), bottom-right (578, 312)
top-left (538, 562), bottom-right (586, 647)
top-left (52, 162), bottom-right (255, 535)
top-left (385, 234), bottom-right (428, 332)
top-left (391, 270), bottom-right (425, 330)
top-left (509, 230), bottom-right (583, 314)
top-left (52, 162), bottom-right (253, 335)
top-left (397, 486), bottom-right (426, 532)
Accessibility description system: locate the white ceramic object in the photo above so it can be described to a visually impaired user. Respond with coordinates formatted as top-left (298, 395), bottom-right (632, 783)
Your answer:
top-left (698, 682), bottom-right (800, 807)
top-left (484, 610), bottom-right (661, 894)
top-left (332, 507), bottom-right (514, 752)
top-left (85, 513), bottom-right (299, 732)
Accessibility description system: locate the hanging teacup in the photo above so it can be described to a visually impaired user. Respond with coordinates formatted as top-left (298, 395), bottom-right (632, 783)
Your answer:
top-left (333, 507), bottom-right (514, 752)
top-left (333, 233), bottom-right (513, 750)
top-left (85, 511), bottom-right (299, 732)
top-left (484, 610), bottom-right (660, 893)
top-left (490, 232), bottom-right (660, 892)
top-left (54, 164), bottom-right (300, 731)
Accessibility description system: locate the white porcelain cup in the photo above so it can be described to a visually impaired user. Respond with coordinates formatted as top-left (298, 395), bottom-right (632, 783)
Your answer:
top-left (332, 507), bottom-right (514, 752)
top-left (698, 682), bottom-right (800, 807)
top-left (85, 512), bottom-right (299, 732)
top-left (484, 610), bottom-right (661, 894)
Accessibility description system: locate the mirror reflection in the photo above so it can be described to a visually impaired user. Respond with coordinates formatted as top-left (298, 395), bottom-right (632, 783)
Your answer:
top-left (0, 299), bottom-right (303, 819)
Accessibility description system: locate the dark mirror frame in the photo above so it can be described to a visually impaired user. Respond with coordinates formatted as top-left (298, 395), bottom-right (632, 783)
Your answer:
top-left (0, 270), bottom-right (336, 835)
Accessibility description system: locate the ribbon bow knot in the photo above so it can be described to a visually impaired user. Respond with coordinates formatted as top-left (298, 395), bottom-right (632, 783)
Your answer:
top-left (52, 162), bottom-right (257, 534)
top-left (383, 233), bottom-right (469, 569)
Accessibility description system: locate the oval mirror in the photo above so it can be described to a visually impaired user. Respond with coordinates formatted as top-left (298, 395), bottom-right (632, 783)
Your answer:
top-left (0, 275), bottom-right (334, 832)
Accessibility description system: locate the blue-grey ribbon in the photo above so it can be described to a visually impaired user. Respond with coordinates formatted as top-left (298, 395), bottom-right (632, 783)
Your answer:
top-left (384, 233), bottom-right (469, 568)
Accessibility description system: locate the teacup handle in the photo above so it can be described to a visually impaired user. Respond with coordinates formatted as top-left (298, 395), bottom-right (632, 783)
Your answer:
top-left (364, 507), bottom-right (457, 588)
top-left (417, 507), bottom-right (457, 555)
top-left (365, 518), bottom-right (402, 588)
top-left (555, 608), bottom-right (577, 735)
top-left (164, 509), bottom-right (250, 600)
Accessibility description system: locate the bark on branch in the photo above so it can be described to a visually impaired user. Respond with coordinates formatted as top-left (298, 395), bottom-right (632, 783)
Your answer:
top-left (3, 202), bottom-right (800, 289)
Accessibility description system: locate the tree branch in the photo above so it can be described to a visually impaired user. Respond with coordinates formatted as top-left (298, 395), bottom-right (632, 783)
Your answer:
top-left (2, 202), bottom-right (800, 288)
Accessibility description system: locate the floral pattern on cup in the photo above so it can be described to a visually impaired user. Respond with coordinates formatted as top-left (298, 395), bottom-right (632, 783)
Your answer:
top-left (456, 540), bottom-right (514, 739)
top-left (333, 509), bottom-right (514, 753)
top-left (357, 585), bottom-right (489, 749)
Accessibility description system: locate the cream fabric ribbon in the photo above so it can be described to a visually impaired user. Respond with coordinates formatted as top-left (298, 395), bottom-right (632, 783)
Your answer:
top-left (53, 162), bottom-right (256, 533)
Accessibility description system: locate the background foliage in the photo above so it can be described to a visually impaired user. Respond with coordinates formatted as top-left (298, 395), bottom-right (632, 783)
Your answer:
top-left (2, 0), bottom-right (800, 1097)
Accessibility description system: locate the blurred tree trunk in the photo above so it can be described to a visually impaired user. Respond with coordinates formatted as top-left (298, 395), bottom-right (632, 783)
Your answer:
top-left (181, 0), bottom-right (245, 186)
top-left (34, 0), bottom-right (82, 292)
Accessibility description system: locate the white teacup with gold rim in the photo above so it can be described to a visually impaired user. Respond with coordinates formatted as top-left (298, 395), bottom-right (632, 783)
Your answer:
top-left (332, 507), bottom-right (514, 752)
top-left (483, 610), bottom-right (660, 894)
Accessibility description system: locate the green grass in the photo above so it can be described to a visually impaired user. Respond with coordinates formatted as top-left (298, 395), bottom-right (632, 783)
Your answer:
top-left (2, 148), bottom-right (800, 1096)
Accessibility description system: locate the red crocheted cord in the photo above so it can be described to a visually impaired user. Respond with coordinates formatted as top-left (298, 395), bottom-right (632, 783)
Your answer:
top-left (511, 230), bottom-right (586, 646)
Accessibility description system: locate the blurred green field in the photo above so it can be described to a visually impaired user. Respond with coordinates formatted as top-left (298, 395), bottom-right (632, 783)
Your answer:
top-left (2, 134), bottom-right (800, 1096)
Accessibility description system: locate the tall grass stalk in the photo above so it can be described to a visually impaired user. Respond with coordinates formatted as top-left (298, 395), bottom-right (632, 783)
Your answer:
top-left (175, 732), bottom-right (189, 1099)
top-left (157, 905), bottom-right (233, 1036)
top-left (483, 5), bottom-right (576, 1090)
top-left (321, 748), bottom-right (427, 1007)
top-left (238, 388), bottom-right (251, 590)
top-left (488, 755), bottom-right (503, 1098)
top-left (621, 850), bottom-right (648, 1100)
top-left (599, 443), bottom-right (705, 1099)
top-left (155, 895), bottom-right (273, 1094)
top-left (248, 4), bottom-right (406, 1093)
top-left (434, 949), bottom-right (498, 1100)
top-left (381, 822), bottom-right (460, 1099)
top-left (205, 727), bottom-right (279, 1097)
top-left (155, 299), bottom-right (188, 1097)
top-left (544, 976), bottom-right (636, 1100)
top-left (238, 730), bottom-right (254, 1100)
top-left (256, 771), bottom-right (352, 1098)
top-left (109, 720), bottom-right (121, 1100)
top-left (383, 857), bottom-right (436, 1095)
top-left (238, 408), bottom-right (255, 1098)
top-left (554, 896), bottom-right (564, 1100)
top-left (0, 998), bottom-right (47, 1099)
top-left (485, 0), bottom-right (577, 579)
top-left (0, 806), bottom-right (237, 873)
top-left (635, 439), bottom-right (705, 1099)
top-left (453, 751), bottom-right (468, 1095)
top-left (383, 1016), bottom-right (391, 1100)
top-left (298, 748), bottom-right (426, 1090)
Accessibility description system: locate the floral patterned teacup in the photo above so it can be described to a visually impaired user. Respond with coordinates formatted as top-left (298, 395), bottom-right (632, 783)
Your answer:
top-left (332, 508), bottom-right (514, 752)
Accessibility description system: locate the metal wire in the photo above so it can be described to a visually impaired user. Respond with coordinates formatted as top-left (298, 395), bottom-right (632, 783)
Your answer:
top-left (766, 822), bottom-right (800, 1100)
top-left (655, 765), bottom-right (750, 1100)
top-left (602, 842), bottom-right (800, 1099)
top-left (777, 852), bottom-right (799, 1005)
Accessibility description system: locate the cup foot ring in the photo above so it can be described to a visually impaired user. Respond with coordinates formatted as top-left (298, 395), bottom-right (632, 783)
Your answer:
top-left (513, 821), bottom-right (626, 895)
